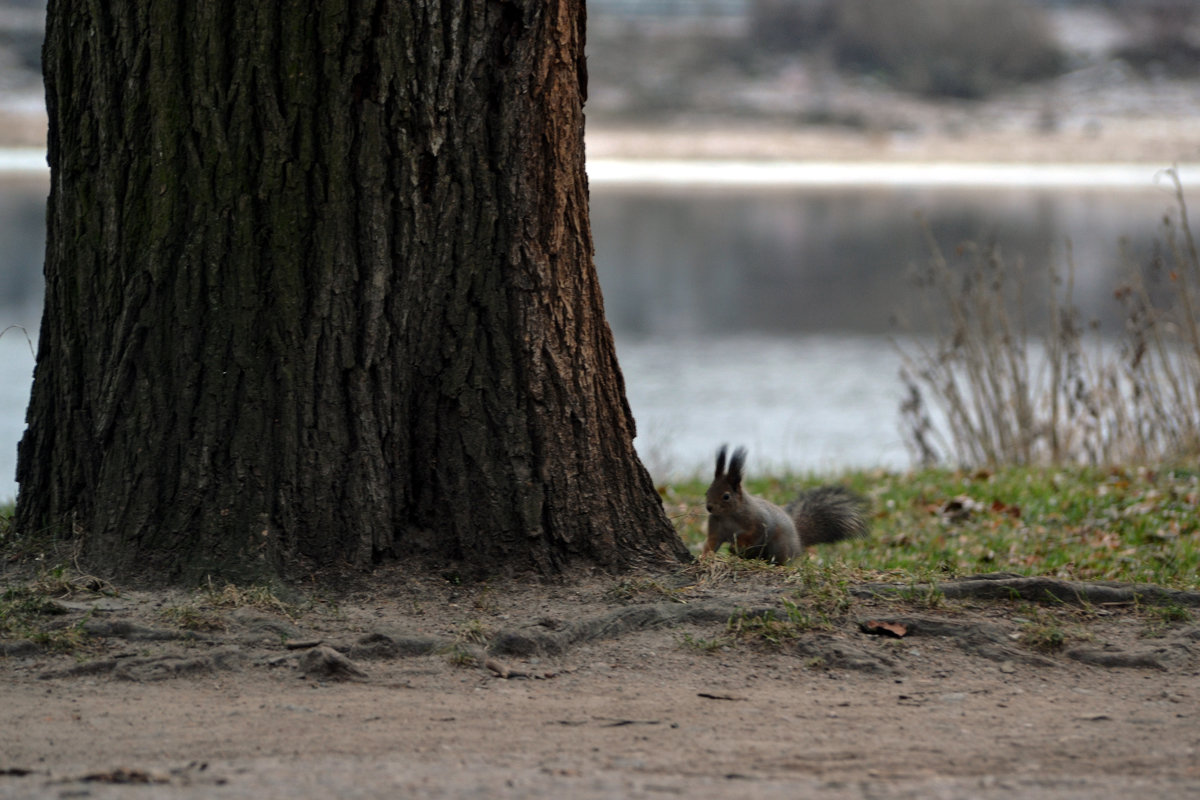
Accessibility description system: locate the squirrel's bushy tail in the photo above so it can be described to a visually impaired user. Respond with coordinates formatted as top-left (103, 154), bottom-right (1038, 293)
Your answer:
top-left (787, 486), bottom-right (869, 547)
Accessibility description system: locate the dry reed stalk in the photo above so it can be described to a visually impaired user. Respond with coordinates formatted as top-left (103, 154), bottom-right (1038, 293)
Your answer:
top-left (897, 171), bottom-right (1200, 467)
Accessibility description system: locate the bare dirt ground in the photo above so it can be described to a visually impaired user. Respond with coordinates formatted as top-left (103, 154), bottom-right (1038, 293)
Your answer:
top-left (2, 564), bottom-right (1199, 800)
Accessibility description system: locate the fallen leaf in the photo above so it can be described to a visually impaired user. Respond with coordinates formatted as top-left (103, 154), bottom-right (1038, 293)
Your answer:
top-left (861, 620), bottom-right (908, 638)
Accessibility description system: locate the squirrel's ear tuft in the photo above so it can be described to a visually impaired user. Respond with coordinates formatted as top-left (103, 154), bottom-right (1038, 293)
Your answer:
top-left (728, 447), bottom-right (748, 487)
top-left (714, 444), bottom-right (728, 478)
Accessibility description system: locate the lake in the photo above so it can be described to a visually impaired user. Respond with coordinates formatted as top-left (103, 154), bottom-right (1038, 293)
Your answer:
top-left (1, 156), bottom-right (1196, 500)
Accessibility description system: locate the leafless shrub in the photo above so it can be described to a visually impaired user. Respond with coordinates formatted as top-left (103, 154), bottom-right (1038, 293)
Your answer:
top-left (897, 170), bottom-right (1200, 468)
top-left (747, 0), bottom-right (835, 51)
top-left (1115, 0), bottom-right (1200, 78)
top-left (826, 0), bottom-right (1063, 98)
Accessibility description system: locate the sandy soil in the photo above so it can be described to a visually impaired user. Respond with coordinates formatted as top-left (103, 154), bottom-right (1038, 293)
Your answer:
top-left (2, 566), bottom-right (1198, 799)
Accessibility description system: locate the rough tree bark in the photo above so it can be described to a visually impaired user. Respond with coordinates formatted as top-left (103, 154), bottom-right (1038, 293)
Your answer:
top-left (16, 0), bottom-right (690, 582)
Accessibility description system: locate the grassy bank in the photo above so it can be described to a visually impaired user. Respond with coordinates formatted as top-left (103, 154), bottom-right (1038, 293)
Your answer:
top-left (2, 467), bottom-right (1196, 658)
top-left (663, 465), bottom-right (1200, 591)
top-left (5, 465), bottom-right (1198, 592)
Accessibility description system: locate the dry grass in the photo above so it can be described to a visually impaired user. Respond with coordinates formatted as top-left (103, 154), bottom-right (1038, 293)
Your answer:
top-left (898, 169), bottom-right (1200, 468)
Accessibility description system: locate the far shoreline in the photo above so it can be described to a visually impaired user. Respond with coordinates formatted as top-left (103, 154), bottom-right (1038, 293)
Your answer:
top-left (2, 88), bottom-right (1198, 168)
top-left (1, 107), bottom-right (1197, 177)
top-left (585, 117), bottom-right (1200, 167)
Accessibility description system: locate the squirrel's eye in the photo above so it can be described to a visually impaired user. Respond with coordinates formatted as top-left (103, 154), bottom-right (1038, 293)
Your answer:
top-left (722, 492), bottom-right (731, 501)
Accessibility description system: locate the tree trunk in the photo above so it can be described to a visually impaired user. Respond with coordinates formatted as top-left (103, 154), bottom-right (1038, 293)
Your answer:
top-left (17, 0), bottom-right (690, 582)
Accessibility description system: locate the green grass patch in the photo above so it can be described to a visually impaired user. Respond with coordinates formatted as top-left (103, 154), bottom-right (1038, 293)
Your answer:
top-left (679, 631), bottom-right (733, 653)
top-left (198, 577), bottom-right (298, 619)
top-left (1013, 604), bottom-right (1073, 652)
top-left (727, 598), bottom-right (832, 647)
top-left (1141, 602), bottom-right (1194, 638)
top-left (156, 577), bottom-right (301, 632)
top-left (157, 602), bottom-right (228, 632)
top-left (664, 464), bottom-right (1200, 590)
top-left (0, 577), bottom-right (95, 653)
top-left (606, 576), bottom-right (689, 604)
top-left (0, 502), bottom-right (11, 544)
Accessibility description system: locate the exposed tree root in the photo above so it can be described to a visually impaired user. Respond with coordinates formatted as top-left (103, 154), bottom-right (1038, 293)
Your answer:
top-left (23, 576), bottom-right (1200, 681)
top-left (854, 573), bottom-right (1200, 608)
top-left (489, 599), bottom-right (773, 657)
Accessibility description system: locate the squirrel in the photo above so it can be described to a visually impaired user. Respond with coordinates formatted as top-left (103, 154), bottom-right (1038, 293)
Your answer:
top-left (702, 444), bottom-right (869, 563)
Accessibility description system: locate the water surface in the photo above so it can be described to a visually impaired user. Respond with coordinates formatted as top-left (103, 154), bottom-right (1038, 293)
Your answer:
top-left (1, 157), bottom-right (1197, 499)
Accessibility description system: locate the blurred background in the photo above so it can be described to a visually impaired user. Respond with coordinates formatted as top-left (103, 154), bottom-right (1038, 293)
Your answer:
top-left (0, 0), bottom-right (1199, 501)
